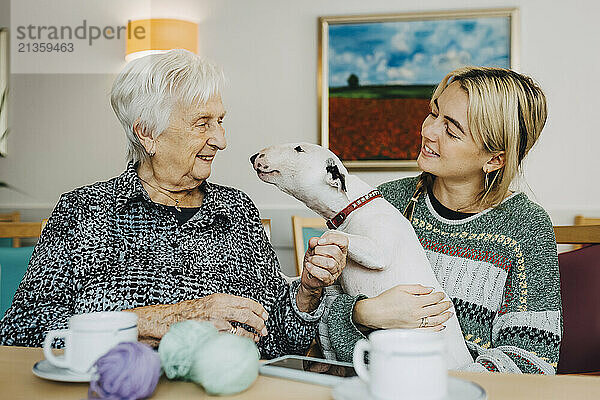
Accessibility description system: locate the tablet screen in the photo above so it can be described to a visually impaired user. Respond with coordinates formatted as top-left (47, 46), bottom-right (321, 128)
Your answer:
top-left (267, 357), bottom-right (357, 377)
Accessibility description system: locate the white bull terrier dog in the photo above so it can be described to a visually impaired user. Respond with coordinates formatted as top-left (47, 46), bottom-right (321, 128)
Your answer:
top-left (251, 143), bottom-right (472, 369)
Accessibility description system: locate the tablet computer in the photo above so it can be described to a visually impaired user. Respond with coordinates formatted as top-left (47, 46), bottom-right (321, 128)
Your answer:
top-left (260, 355), bottom-right (356, 387)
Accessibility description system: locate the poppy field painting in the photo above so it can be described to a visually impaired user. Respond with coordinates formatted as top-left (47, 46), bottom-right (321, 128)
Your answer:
top-left (319, 9), bottom-right (518, 169)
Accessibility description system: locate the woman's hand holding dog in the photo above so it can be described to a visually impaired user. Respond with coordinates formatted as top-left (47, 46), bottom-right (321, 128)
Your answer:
top-left (297, 231), bottom-right (349, 313)
top-left (353, 284), bottom-right (453, 331)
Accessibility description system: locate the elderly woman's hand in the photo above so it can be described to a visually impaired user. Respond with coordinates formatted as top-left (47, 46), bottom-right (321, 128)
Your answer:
top-left (353, 284), bottom-right (453, 331)
top-left (176, 294), bottom-right (269, 342)
top-left (132, 293), bottom-right (269, 345)
top-left (296, 231), bottom-right (348, 313)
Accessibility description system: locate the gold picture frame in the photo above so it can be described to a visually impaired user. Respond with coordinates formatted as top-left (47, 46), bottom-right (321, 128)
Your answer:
top-left (0, 28), bottom-right (8, 157)
top-left (318, 8), bottom-right (520, 170)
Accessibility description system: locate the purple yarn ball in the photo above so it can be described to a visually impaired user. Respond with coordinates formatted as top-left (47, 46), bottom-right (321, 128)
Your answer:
top-left (88, 342), bottom-right (162, 400)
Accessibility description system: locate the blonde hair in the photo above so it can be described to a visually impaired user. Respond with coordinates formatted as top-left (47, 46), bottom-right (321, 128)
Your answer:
top-left (407, 66), bottom-right (547, 216)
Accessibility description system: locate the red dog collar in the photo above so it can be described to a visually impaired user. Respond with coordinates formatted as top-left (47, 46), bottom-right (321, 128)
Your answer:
top-left (326, 190), bottom-right (382, 229)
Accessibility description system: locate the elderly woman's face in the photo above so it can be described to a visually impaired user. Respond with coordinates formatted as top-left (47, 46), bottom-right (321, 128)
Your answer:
top-left (153, 95), bottom-right (226, 186)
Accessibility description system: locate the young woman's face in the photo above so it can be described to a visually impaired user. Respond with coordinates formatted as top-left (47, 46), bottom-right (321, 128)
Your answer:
top-left (417, 81), bottom-right (490, 183)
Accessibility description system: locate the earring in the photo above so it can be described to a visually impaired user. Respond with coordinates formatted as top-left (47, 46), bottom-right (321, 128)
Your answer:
top-left (148, 141), bottom-right (156, 157)
top-left (484, 170), bottom-right (490, 191)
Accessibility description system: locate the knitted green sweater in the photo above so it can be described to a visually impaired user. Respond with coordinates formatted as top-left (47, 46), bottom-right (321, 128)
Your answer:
top-left (321, 177), bottom-right (562, 374)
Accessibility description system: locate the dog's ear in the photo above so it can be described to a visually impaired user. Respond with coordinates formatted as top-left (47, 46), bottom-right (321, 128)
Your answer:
top-left (325, 158), bottom-right (347, 193)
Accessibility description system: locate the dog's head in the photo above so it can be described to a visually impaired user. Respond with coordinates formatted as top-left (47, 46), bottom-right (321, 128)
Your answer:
top-left (250, 143), bottom-right (349, 216)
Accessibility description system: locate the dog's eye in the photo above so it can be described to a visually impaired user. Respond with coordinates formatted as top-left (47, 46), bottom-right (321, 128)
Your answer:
top-left (294, 146), bottom-right (304, 153)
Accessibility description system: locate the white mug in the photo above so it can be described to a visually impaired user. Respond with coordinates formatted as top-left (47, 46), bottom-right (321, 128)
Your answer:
top-left (43, 311), bottom-right (138, 373)
top-left (353, 329), bottom-right (447, 400)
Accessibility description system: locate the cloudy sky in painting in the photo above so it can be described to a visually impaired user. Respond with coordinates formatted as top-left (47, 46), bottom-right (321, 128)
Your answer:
top-left (328, 17), bottom-right (510, 87)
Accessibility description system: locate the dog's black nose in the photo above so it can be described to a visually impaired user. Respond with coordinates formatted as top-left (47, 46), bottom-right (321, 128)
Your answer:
top-left (250, 153), bottom-right (258, 164)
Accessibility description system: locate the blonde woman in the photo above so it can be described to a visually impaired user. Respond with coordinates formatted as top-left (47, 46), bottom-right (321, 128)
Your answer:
top-left (324, 67), bottom-right (561, 374)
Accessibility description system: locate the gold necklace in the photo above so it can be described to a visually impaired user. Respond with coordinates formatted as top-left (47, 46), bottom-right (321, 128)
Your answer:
top-left (138, 177), bottom-right (197, 212)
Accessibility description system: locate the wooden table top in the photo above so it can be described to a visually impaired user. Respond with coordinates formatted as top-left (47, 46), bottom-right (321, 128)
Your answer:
top-left (1, 346), bottom-right (599, 399)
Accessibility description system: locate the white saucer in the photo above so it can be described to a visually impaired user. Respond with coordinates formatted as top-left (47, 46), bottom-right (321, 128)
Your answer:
top-left (32, 359), bottom-right (92, 382)
top-left (332, 376), bottom-right (486, 400)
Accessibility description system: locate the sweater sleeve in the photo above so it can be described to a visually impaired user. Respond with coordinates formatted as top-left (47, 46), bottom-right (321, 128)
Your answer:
top-left (464, 211), bottom-right (562, 374)
top-left (258, 274), bottom-right (325, 359)
top-left (0, 194), bottom-right (78, 347)
top-left (324, 293), bottom-right (368, 362)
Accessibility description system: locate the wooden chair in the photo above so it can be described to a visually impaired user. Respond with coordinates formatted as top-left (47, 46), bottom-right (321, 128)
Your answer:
top-left (554, 224), bottom-right (600, 245)
top-left (0, 212), bottom-right (21, 247)
top-left (574, 215), bottom-right (600, 226)
top-left (261, 219), bottom-right (271, 242)
top-left (291, 216), bottom-right (327, 276)
top-left (554, 224), bottom-right (600, 375)
top-left (0, 211), bottom-right (20, 223)
top-left (573, 215), bottom-right (600, 249)
top-left (0, 222), bottom-right (44, 248)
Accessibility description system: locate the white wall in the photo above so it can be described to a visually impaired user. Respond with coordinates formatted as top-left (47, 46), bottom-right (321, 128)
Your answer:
top-left (1, 0), bottom-right (599, 275)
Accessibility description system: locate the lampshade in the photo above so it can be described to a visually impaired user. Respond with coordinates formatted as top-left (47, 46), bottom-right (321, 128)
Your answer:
top-left (125, 18), bottom-right (198, 62)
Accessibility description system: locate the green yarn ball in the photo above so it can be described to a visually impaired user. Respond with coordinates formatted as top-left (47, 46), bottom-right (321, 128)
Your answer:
top-left (158, 320), bottom-right (218, 380)
top-left (190, 333), bottom-right (260, 396)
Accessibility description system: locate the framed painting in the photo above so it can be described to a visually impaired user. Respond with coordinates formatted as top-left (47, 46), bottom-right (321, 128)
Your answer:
top-left (0, 28), bottom-right (8, 157)
top-left (319, 8), bottom-right (519, 169)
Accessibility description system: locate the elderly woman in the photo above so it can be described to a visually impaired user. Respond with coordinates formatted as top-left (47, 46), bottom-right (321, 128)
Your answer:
top-left (0, 49), bottom-right (347, 358)
top-left (323, 67), bottom-right (561, 374)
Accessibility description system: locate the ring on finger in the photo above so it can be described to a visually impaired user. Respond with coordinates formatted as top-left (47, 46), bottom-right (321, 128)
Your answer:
top-left (229, 326), bottom-right (237, 335)
top-left (419, 317), bottom-right (427, 328)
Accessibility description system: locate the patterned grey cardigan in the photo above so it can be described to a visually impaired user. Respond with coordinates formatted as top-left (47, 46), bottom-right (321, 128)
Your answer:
top-left (0, 163), bottom-right (323, 358)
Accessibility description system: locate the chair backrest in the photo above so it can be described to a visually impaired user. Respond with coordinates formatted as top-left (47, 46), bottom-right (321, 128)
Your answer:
top-left (0, 212), bottom-right (20, 247)
top-left (554, 224), bottom-right (600, 244)
top-left (0, 222), bottom-right (44, 248)
top-left (573, 216), bottom-right (600, 250)
top-left (261, 219), bottom-right (271, 241)
top-left (291, 216), bottom-right (327, 276)
top-left (574, 215), bottom-right (600, 226)
top-left (554, 224), bottom-right (600, 374)
top-left (0, 211), bottom-right (20, 223)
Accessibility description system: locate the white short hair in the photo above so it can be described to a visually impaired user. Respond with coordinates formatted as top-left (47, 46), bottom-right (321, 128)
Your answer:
top-left (110, 49), bottom-right (226, 163)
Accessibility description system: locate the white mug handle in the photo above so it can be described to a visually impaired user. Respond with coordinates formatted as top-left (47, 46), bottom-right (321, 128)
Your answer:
top-left (43, 329), bottom-right (71, 369)
top-left (353, 338), bottom-right (371, 384)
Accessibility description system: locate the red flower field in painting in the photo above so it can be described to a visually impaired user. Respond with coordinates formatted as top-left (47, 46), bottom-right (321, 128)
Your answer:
top-left (328, 97), bottom-right (430, 161)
